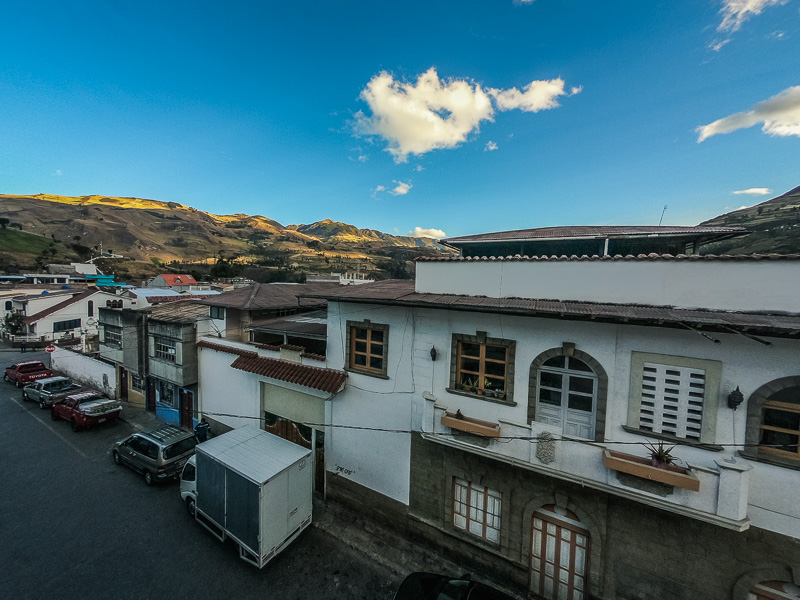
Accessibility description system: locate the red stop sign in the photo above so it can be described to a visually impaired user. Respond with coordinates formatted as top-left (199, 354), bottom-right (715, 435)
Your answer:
top-left (45, 345), bottom-right (56, 353)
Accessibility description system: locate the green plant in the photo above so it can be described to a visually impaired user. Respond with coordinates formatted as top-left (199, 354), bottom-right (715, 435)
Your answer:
top-left (644, 441), bottom-right (676, 467)
top-left (459, 377), bottom-right (478, 392)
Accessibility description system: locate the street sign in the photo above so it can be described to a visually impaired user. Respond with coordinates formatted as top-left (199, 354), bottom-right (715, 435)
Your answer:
top-left (45, 345), bottom-right (56, 353)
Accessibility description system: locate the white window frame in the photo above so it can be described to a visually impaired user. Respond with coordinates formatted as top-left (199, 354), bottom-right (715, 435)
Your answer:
top-left (627, 352), bottom-right (721, 444)
top-left (154, 337), bottom-right (177, 363)
top-left (452, 478), bottom-right (501, 544)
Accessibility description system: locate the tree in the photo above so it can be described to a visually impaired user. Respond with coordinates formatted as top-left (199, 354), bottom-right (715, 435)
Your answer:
top-left (2, 311), bottom-right (24, 336)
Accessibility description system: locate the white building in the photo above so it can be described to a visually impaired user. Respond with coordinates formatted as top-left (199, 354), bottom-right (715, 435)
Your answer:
top-left (302, 249), bottom-right (800, 600)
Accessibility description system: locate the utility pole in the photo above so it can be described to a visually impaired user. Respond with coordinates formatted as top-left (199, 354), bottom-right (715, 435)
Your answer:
top-left (658, 205), bottom-right (668, 226)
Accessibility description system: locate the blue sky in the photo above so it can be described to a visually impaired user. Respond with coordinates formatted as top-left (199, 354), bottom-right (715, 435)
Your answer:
top-left (1, 1), bottom-right (799, 239)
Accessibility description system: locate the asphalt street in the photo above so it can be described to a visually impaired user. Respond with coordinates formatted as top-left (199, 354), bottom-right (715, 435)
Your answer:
top-left (0, 350), bottom-right (402, 600)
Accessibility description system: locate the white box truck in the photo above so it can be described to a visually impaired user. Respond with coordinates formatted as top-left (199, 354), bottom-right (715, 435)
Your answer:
top-left (179, 426), bottom-right (313, 568)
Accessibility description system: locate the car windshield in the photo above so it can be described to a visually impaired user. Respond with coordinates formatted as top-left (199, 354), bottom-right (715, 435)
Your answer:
top-left (436, 580), bottom-right (471, 600)
top-left (163, 437), bottom-right (197, 460)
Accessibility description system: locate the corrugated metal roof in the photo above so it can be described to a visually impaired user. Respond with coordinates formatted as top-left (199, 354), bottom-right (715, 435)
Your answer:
top-left (442, 225), bottom-right (748, 244)
top-left (418, 252), bottom-right (800, 262)
top-left (231, 355), bottom-right (346, 393)
top-left (197, 426), bottom-right (311, 484)
top-left (301, 280), bottom-right (800, 336)
top-left (145, 300), bottom-right (210, 323)
top-left (196, 282), bottom-right (337, 311)
top-left (249, 309), bottom-right (328, 337)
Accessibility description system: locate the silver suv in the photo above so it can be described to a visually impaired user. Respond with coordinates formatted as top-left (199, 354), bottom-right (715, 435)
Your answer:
top-left (112, 425), bottom-right (197, 486)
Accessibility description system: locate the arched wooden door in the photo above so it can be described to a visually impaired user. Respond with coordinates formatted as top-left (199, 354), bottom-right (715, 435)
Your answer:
top-left (530, 504), bottom-right (590, 600)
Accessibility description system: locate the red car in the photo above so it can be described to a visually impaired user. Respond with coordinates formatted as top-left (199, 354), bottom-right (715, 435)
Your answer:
top-left (51, 390), bottom-right (122, 432)
top-left (4, 361), bottom-right (53, 387)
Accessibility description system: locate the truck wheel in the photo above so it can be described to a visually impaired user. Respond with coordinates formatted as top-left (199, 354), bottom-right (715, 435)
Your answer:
top-left (186, 497), bottom-right (196, 517)
top-left (3, 374), bottom-right (9, 383)
top-left (112, 451), bottom-right (121, 465)
top-left (71, 419), bottom-right (80, 432)
top-left (144, 471), bottom-right (153, 486)
top-left (50, 409), bottom-right (58, 421)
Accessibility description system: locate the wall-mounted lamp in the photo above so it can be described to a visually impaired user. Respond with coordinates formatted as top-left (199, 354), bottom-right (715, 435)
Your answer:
top-left (727, 386), bottom-right (744, 410)
top-left (430, 346), bottom-right (437, 361)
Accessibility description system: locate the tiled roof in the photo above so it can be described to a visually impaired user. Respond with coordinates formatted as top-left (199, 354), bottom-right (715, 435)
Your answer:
top-left (196, 340), bottom-right (258, 358)
top-left (196, 282), bottom-right (337, 310)
top-left (23, 289), bottom-right (102, 324)
top-left (301, 280), bottom-right (800, 337)
top-left (442, 225), bottom-right (748, 244)
top-left (301, 352), bottom-right (326, 362)
top-left (230, 355), bottom-right (346, 394)
top-left (158, 274), bottom-right (198, 286)
top-left (418, 252), bottom-right (800, 263)
top-left (139, 295), bottom-right (189, 304)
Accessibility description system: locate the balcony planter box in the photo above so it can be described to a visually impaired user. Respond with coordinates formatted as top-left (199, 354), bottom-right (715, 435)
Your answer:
top-left (441, 412), bottom-right (501, 438)
top-left (603, 449), bottom-right (700, 492)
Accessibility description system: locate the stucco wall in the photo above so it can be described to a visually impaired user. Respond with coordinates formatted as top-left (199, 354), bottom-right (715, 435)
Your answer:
top-left (50, 347), bottom-right (117, 398)
top-left (415, 259), bottom-right (800, 312)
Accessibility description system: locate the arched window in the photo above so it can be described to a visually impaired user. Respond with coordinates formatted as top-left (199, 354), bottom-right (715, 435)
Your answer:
top-left (4, 301), bottom-right (11, 310)
top-left (744, 377), bottom-right (800, 468)
top-left (87, 300), bottom-right (94, 317)
top-left (106, 300), bottom-right (112, 307)
top-left (529, 347), bottom-right (608, 442)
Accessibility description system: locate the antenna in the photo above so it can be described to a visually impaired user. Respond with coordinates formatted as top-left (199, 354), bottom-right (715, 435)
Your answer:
top-left (658, 205), bottom-right (668, 226)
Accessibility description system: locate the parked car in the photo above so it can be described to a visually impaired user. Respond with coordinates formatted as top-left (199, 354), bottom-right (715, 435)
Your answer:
top-left (50, 390), bottom-right (122, 432)
top-left (4, 361), bottom-right (53, 387)
top-left (23, 376), bottom-right (81, 409)
top-left (393, 573), bottom-right (516, 600)
top-left (113, 425), bottom-right (198, 486)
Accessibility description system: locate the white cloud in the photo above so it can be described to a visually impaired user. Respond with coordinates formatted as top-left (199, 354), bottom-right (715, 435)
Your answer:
top-left (414, 165), bottom-right (424, 172)
top-left (390, 181), bottom-right (412, 195)
top-left (484, 141), bottom-right (498, 151)
top-left (53, 169), bottom-right (63, 176)
top-left (357, 155), bottom-right (368, 162)
top-left (409, 227), bottom-right (446, 238)
top-left (710, 38), bottom-right (732, 51)
top-left (354, 67), bottom-right (579, 162)
top-left (697, 85), bottom-right (800, 141)
top-left (733, 187), bottom-right (772, 195)
top-left (371, 185), bottom-right (386, 198)
top-left (718, 0), bottom-right (788, 32)
top-left (488, 79), bottom-right (579, 113)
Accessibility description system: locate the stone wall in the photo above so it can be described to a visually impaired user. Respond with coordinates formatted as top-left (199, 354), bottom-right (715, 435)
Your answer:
top-left (406, 433), bottom-right (800, 600)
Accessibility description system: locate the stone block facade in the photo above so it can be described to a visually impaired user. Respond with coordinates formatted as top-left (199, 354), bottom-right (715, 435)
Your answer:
top-left (405, 433), bottom-right (800, 600)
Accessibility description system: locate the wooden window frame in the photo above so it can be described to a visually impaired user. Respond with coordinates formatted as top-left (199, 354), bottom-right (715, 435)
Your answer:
top-left (345, 320), bottom-right (389, 378)
top-left (452, 478), bottom-right (501, 544)
top-left (449, 332), bottom-right (516, 402)
top-left (759, 400), bottom-right (800, 461)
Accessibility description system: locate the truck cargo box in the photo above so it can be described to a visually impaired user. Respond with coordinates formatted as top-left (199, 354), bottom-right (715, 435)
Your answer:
top-left (194, 426), bottom-right (313, 568)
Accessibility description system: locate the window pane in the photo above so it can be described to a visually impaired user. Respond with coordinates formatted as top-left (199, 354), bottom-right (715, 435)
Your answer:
top-left (484, 361), bottom-right (506, 377)
top-left (569, 376), bottom-right (594, 394)
top-left (763, 408), bottom-right (800, 431)
top-left (460, 358), bottom-right (480, 373)
top-left (355, 341), bottom-right (367, 353)
top-left (760, 429), bottom-right (799, 453)
top-left (543, 356), bottom-right (565, 368)
top-left (485, 377), bottom-right (504, 391)
top-left (540, 372), bottom-right (562, 389)
top-left (770, 387), bottom-right (800, 405)
top-left (371, 330), bottom-right (384, 343)
top-left (369, 356), bottom-right (383, 370)
top-left (460, 342), bottom-right (481, 357)
top-left (539, 389), bottom-right (562, 405)
top-left (568, 357), bottom-right (592, 372)
top-left (484, 345), bottom-right (507, 361)
top-left (354, 354), bottom-right (366, 366)
top-left (568, 394), bottom-right (594, 412)
top-left (354, 328), bottom-right (368, 340)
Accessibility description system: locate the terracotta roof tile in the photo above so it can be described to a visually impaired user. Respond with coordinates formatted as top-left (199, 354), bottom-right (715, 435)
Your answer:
top-left (159, 274), bottom-right (198, 286)
top-left (196, 340), bottom-right (258, 358)
top-left (301, 352), bottom-right (326, 362)
top-left (230, 355), bottom-right (346, 394)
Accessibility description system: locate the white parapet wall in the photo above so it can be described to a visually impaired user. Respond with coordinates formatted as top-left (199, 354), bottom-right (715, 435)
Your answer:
top-left (415, 258), bottom-right (800, 312)
top-left (50, 347), bottom-right (117, 398)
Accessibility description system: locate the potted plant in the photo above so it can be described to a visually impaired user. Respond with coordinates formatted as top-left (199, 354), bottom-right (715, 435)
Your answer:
top-left (645, 440), bottom-right (676, 469)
